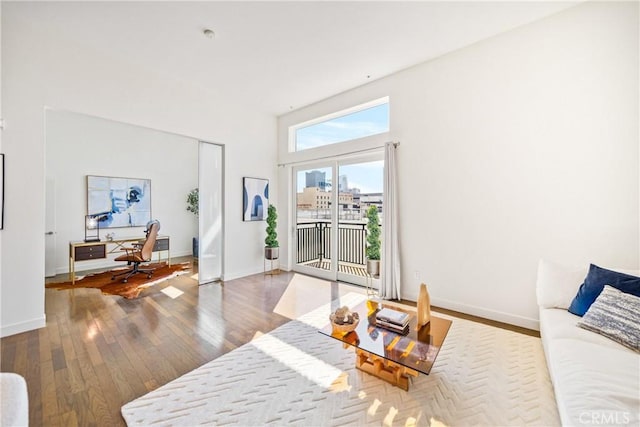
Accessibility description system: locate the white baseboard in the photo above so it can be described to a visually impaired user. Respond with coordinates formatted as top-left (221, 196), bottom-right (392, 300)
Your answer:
top-left (1, 315), bottom-right (47, 338)
top-left (222, 266), bottom-right (268, 281)
top-left (430, 297), bottom-right (540, 331)
top-left (278, 261), bottom-right (292, 271)
top-left (222, 264), bottom-right (292, 282)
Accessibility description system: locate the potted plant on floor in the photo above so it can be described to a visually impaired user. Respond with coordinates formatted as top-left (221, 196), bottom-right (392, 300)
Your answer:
top-left (186, 188), bottom-right (199, 259)
top-left (265, 205), bottom-right (279, 261)
top-left (365, 205), bottom-right (381, 277)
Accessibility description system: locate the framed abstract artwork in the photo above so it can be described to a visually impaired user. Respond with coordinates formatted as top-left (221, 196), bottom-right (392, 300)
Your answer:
top-left (243, 177), bottom-right (268, 221)
top-left (87, 175), bottom-right (151, 228)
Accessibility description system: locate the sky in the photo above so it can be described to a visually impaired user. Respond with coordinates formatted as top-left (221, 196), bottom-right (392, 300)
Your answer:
top-left (294, 102), bottom-right (387, 194)
top-left (295, 102), bottom-right (389, 151)
top-left (339, 161), bottom-right (383, 193)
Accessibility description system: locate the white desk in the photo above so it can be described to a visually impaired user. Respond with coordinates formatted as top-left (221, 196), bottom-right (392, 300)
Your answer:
top-left (68, 235), bottom-right (170, 283)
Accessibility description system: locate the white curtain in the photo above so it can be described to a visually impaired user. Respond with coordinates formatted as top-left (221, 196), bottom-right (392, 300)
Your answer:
top-left (381, 142), bottom-right (401, 300)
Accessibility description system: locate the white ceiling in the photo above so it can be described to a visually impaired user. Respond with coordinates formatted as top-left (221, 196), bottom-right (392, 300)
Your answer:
top-left (9, 1), bottom-right (578, 116)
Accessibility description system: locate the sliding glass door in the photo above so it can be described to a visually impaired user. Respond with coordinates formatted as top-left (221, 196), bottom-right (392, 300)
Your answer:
top-left (294, 164), bottom-right (335, 281)
top-left (198, 141), bottom-right (223, 284)
top-left (293, 153), bottom-right (383, 286)
top-left (336, 157), bottom-right (383, 286)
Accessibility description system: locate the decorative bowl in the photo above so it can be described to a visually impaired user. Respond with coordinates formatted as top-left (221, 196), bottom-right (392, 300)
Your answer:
top-left (330, 313), bottom-right (360, 335)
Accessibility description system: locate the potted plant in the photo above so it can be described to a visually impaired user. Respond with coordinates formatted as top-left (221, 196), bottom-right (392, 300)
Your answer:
top-left (186, 188), bottom-right (199, 259)
top-left (365, 205), bottom-right (381, 277)
top-left (265, 205), bottom-right (279, 260)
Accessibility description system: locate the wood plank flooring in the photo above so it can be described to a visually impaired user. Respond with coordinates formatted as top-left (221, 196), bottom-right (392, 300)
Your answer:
top-left (2, 260), bottom-right (539, 426)
top-left (1, 261), bottom-right (295, 426)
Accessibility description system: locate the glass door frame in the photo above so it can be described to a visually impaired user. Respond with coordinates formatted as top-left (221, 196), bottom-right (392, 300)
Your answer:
top-left (335, 152), bottom-right (383, 287)
top-left (292, 160), bottom-right (338, 282)
top-left (291, 151), bottom-right (384, 286)
top-left (198, 141), bottom-right (224, 284)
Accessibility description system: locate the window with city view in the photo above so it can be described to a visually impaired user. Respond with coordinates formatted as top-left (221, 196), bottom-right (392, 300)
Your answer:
top-left (292, 98), bottom-right (389, 152)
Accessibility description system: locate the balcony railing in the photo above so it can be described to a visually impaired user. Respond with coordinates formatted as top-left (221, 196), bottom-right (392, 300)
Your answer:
top-left (296, 221), bottom-right (373, 276)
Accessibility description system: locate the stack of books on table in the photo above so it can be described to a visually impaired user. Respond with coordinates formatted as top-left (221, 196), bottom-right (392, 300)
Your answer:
top-left (375, 308), bottom-right (410, 334)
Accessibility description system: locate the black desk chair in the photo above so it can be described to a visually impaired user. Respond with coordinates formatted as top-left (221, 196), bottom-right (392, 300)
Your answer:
top-left (112, 220), bottom-right (160, 283)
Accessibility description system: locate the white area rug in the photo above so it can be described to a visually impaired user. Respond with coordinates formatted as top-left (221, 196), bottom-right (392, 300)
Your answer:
top-left (122, 293), bottom-right (559, 426)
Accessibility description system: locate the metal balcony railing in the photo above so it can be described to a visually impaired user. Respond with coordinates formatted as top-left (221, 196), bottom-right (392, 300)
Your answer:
top-left (296, 221), bottom-right (371, 273)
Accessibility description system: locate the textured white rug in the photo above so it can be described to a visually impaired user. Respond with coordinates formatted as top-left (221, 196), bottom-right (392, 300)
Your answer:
top-left (122, 293), bottom-right (559, 426)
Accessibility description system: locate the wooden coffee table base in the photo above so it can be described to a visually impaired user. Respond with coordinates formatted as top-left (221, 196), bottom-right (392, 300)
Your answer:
top-left (321, 303), bottom-right (452, 393)
top-left (355, 349), bottom-right (419, 391)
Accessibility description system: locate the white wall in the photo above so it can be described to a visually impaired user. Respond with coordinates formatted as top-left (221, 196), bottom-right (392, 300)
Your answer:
top-left (1, 4), bottom-right (277, 337)
top-left (46, 110), bottom-right (199, 273)
top-left (278, 1), bottom-right (639, 329)
top-left (0, 2), bottom-right (3, 331)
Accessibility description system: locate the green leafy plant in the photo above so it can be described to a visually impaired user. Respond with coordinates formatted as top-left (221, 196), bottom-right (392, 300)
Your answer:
top-left (365, 205), bottom-right (381, 260)
top-left (186, 188), bottom-right (199, 216)
top-left (265, 205), bottom-right (279, 248)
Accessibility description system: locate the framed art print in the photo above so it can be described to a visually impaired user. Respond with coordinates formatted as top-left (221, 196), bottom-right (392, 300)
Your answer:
top-left (87, 175), bottom-right (151, 228)
top-left (243, 177), bottom-right (268, 221)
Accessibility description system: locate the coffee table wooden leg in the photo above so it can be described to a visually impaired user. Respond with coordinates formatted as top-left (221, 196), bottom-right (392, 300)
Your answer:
top-left (355, 349), bottom-right (418, 391)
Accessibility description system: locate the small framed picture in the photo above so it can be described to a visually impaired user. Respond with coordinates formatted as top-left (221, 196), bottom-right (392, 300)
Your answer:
top-left (243, 177), bottom-right (269, 221)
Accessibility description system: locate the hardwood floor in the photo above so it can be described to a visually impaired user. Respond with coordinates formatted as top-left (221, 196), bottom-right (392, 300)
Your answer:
top-left (2, 261), bottom-right (539, 426)
top-left (2, 261), bottom-right (295, 426)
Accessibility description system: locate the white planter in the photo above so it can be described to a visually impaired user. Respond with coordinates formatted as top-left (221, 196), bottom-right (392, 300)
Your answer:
top-left (265, 247), bottom-right (279, 260)
top-left (366, 259), bottom-right (380, 277)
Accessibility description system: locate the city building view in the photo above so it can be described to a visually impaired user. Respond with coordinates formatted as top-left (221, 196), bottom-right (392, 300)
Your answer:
top-left (296, 169), bottom-right (382, 220)
top-left (295, 162), bottom-right (383, 279)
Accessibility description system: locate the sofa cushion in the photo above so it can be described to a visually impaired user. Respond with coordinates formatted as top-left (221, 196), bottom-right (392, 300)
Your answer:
top-left (545, 337), bottom-right (640, 427)
top-left (539, 308), bottom-right (629, 349)
top-left (536, 259), bottom-right (587, 309)
top-left (539, 307), bottom-right (635, 380)
top-left (578, 285), bottom-right (640, 352)
top-left (568, 264), bottom-right (640, 316)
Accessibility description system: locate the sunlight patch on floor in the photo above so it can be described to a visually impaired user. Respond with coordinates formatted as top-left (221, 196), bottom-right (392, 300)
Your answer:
top-left (429, 417), bottom-right (448, 427)
top-left (383, 406), bottom-right (399, 427)
top-left (251, 333), bottom-right (346, 390)
top-left (368, 398), bottom-right (382, 415)
top-left (273, 273), bottom-right (366, 320)
top-left (161, 286), bottom-right (184, 299)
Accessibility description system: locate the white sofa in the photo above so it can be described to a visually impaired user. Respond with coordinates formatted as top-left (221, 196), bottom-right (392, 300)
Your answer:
top-left (536, 260), bottom-right (640, 426)
top-left (0, 372), bottom-right (29, 426)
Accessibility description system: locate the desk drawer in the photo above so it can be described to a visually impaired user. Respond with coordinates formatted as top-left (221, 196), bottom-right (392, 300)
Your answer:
top-left (75, 245), bottom-right (106, 260)
top-left (154, 238), bottom-right (169, 252)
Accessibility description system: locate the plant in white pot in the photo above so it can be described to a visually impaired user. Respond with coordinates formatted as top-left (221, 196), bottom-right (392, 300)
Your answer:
top-left (265, 205), bottom-right (279, 260)
top-left (365, 205), bottom-right (381, 277)
top-left (186, 188), bottom-right (199, 259)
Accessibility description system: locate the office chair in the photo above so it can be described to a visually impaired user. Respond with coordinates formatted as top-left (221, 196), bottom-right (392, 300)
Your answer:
top-left (112, 220), bottom-right (160, 283)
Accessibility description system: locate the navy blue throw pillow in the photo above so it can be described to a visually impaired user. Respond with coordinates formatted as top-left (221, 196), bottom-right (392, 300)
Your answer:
top-left (568, 264), bottom-right (640, 316)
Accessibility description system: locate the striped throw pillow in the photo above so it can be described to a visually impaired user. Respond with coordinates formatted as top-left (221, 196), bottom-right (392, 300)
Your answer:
top-left (577, 285), bottom-right (640, 352)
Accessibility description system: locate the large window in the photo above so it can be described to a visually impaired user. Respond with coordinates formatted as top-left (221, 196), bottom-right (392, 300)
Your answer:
top-left (291, 98), bottom-right (389, 152)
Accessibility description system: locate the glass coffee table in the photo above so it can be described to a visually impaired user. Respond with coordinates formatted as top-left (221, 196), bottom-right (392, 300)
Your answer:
top-left (319, 299), bottom-right (452, 391)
